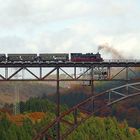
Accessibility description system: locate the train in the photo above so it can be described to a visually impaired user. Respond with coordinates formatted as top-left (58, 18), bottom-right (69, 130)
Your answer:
top-left (0, 53), bottom-right (103, 62)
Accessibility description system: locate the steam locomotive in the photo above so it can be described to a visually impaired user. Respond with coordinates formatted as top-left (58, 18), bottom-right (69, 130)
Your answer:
top-left (0, 53), bottom-right (103, 62)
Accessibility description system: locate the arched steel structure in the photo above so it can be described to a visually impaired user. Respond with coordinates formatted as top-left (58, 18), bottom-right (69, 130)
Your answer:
top-left (33, 82), bottom-right (140, 140)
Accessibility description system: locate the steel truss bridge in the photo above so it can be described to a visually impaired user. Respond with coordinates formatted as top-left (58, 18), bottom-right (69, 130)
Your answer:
top-left (0, 60), bottom-right (140, 81)
top-left (0, 60), bottom-right (140, 140)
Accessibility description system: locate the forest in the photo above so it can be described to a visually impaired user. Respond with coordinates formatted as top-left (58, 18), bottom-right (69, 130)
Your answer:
top-left (47, 83), bottom-right (140, 129)
top-left (0, 97), bottom-right (140, 140)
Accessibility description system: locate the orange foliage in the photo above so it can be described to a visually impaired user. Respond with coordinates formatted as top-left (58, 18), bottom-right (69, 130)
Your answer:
top-left (129, 127), bottom-right (137, 135)
top-left (5, 112), bottom-right (46, 125)
top-left (100, 107), bottom-right (112, 117)
top-left (10, 114), bottom-right (26, 125)
top-left (119, 123), bottom-right (138, 135)
top-left (0, 109), bottom-right (12, 115)
top-left (26, 112), bottom-right (46, 123)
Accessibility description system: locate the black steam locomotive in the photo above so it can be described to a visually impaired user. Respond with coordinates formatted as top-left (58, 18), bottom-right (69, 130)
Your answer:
top-left (0, 53), bottom-right (103, 62)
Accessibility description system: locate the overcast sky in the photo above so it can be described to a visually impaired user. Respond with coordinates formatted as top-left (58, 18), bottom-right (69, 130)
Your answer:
top-left (0, 0), bottom-right (139, 59)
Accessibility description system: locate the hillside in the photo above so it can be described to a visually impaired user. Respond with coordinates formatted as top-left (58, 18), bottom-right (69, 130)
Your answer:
top-left (0, 97), bottom-right (140, 140)
top-left (0, 80), bottom-right (140, 133)
top-left (46, 83), bottom-right (140, 129)
top-left (0, 82), bottom-right (56, 104)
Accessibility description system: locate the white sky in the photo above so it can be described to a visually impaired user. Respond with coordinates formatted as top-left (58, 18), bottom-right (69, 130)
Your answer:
top-left (0, 0), bottom-right (140, 59)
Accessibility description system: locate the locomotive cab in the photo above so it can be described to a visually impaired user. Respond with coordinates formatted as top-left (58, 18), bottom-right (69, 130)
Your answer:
top-left (96, 52), bottom-right (103, 62)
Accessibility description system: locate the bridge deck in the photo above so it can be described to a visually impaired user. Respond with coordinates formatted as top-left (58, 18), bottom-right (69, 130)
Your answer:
top-left (0, 61), bottom-right (140, 67)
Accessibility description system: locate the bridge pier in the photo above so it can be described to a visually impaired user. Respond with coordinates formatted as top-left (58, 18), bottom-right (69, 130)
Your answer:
top-left (91, 66), bottom-right (94, 112)
top-left (126, 67), bottom-right (129, 94)
top-left (56, 67), bottom-right (60, 140)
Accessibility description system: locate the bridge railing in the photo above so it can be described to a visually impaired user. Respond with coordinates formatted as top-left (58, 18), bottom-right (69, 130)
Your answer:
top-left (104, 59), bottom-right (140, 62)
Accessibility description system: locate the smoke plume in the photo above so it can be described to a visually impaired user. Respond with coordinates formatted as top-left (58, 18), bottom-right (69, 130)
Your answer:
top-left (98, 43), bottom-right (124, 59)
